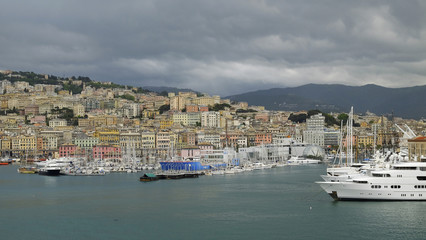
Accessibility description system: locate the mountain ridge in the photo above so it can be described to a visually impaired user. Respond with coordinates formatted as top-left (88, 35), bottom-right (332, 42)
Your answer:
top-left (226, 84), bottom-right (426, 119)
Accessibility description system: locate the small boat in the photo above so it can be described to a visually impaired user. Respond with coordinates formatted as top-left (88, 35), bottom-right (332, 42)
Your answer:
top-left (18, 167), bottom-right (38, 174)
top-left (287, 156), bottom-right (321, 165)
top-left (0, 162), bottom-right (9, 165)
top-left (139, 173), bottom-right (159, 182)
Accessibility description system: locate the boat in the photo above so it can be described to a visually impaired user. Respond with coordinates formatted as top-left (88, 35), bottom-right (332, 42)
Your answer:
top-left (287, 156), bottom-right (321, 165)
top-left (140, 173), bottom-right (159, 182)
top-left (18, 166), bottom-right (38, 174)
top-left (38, 166), bottom-right (61, 176)
top-left (317, 162), bottom-right (426, 201)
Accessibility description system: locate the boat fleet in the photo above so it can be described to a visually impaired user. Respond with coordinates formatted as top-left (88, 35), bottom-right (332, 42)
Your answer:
top-left (12, 138), bottom-right (324, 177)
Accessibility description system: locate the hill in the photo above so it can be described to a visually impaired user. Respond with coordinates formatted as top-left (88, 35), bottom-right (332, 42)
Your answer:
top-left (226, 84), bottom-right (426, 119)
top-left (143, 86), bottom-right (200, 95)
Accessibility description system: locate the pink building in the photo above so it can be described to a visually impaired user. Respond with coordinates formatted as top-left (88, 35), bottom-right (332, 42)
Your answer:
top-left (92, 144), bottom-right (121, 160)
top-left (30, 115), bottom-right (46, 125)
top-left (181, 147), bottom-right (201, 160)
top-left (59, 144), bottom-right (80, 157)
top-left (198, 143), bottom-right (214, 151)
top-left (255, 112), bottom-right (270, 122)
top-left (185, 104), bottom-right (198, 113)
top-left (255, 133), bottom-right (272, 145)
top-left (199, 105), bottom-right (209, 112)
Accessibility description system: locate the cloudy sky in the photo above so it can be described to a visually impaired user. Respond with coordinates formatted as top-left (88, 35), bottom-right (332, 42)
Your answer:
top-left (1, 0), bottom-right (426, 96)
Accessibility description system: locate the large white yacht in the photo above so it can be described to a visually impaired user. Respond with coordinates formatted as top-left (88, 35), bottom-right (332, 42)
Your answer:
top-left (317, 162), bottom-right (426, 201)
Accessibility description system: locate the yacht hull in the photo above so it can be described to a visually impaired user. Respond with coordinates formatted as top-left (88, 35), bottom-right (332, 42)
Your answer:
top-left (317, 181), bottom-right (426, 201)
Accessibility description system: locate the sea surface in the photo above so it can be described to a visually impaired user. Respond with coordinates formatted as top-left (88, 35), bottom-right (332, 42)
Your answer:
top-left (2, 164), bottom-right (426, 240)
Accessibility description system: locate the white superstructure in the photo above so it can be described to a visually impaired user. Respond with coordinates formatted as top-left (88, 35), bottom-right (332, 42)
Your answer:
top-left (317, 162), bottom-right (426, 200)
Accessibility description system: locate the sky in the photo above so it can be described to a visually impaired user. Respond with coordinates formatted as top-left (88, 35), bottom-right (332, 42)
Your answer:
top-left (1, 0), bottom-right (426, 96)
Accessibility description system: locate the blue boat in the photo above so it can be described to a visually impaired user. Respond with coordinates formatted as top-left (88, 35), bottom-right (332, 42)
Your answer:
top-left (159, 161), bottom-right (228, 171)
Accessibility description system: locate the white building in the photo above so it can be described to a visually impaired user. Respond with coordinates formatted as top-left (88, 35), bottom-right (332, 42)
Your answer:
top-left (303, 114), bottom-right (325, 146)
top-left (173, 112), bottom-right (188, 126)
top-left (201, 111), bottom-right (221, 128)
top-left (73, 104), bottom-right (85, 117)
top-left (197, 132), bottom-right (221, 148)
top-left (49, 118), bottom-right (67, 128)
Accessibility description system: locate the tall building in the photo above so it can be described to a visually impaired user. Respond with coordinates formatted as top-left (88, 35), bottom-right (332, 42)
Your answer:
top-left (303, 114), bottom-right (325, 146)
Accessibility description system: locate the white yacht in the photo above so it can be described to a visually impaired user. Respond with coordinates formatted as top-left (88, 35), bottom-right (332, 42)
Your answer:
top-left (287, 156), bottom-right (321, 165)
top-left (317, 162), bottom-right (426, 201)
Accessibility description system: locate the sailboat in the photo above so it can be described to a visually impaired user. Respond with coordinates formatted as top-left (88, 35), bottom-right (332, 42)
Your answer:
top-left (320, 107), bottom-right (371, 181)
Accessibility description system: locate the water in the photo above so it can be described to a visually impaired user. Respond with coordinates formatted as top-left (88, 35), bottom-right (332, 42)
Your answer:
top-left (2, 164), bottom-right (426, 240)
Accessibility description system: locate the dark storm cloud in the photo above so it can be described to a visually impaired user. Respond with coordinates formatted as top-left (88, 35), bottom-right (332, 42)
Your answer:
top-left (1, 0), bottom-right (425, 95)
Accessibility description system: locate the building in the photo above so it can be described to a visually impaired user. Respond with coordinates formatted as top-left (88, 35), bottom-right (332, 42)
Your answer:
top-left (201, 111), bottom-right (221, 128)
top-left (95, 130), bottom-right (120, 145)
top-left (49, 118), bottom-right (67, 128)
top-left (73, 104), bottom-right (85, 117)
top-left (59, 144), bottom-right (82, 158)
top-left (25, 105), bottom-right (39, 115)
top-left (170, 96), bottom-right (186, 111)
top-left (181, 146), bottom-right (200, 160)
top-left (303, 114), bottom-right (325, 146)
top-left (173, 112), bottom-right (188, 126)
top-left (141, 132), bottom-right (156, 149)
top-left (408, 137), bottom-right (426, 161)
top-left (197, 132), bottom-right (221, 148)
top-left (120, 132), bottom-right (141, 150)
top-left (324, 130), bottom-right (340, 147)
top-left (74, 136), bottom-right (100, 151)
top-left (92, 144), bottom-right (121, 160)
top-left (186, 104), bottom-right (198, 112)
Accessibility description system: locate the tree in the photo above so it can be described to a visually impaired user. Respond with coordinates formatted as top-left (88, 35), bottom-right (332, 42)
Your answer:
top-left (322, 112), bottom-right (339, 126)
top-left (118, 94), bottom-right (135, 101)
top-left (209, 103), bottom-right (231, 111)
top-left (337, 113), bottom-right (349, 124)
top-left (288, 113), bottom-right (307, 123)
top-left (307, 109), bottom-right (322, 117)
top-left (159, 104), bottom-right (170, 114)
top-left (159, 91), bottom-right (168, 97)
top-left (236, 109), bottom-right (257, 113)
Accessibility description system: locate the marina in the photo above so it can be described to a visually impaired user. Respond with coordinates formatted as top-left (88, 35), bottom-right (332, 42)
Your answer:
top-left (2, 164), bottom-right (426, 240)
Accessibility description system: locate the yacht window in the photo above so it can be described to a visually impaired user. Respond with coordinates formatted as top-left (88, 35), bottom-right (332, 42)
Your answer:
top-left (394, 167), bottom-right (417, 170)
top-left (417, 176), bottom-right (426, 181)
top-left (372, 173), bottom-right (391, 177)
top-left (354, 180), bottom-right (368, 184)
top-left (420, 167), bottom-right (426, 171)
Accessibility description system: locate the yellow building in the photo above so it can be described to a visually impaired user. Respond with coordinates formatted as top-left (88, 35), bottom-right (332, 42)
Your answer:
top-left (20, 135), bottom-right (37, 151)
top-left (141, 132), bottom-right (156, 149)
top-left (142, 110), bottom-right (159, 119)
top-left (408, 137), bottom-right (426, 161)
top-left (160, 119), bottom-right (173, 129)
top-left (1, 138), bottom-right (11, 151)
top-left (95, 130), bottom-right (120, 145)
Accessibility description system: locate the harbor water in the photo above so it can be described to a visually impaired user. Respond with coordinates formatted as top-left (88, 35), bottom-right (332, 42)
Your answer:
top-left (2, 164), bottom-right (426, 240)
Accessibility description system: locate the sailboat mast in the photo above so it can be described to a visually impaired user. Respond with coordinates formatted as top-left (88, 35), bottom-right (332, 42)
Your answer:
top-left (349, 107), bottom-right (353, 165)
